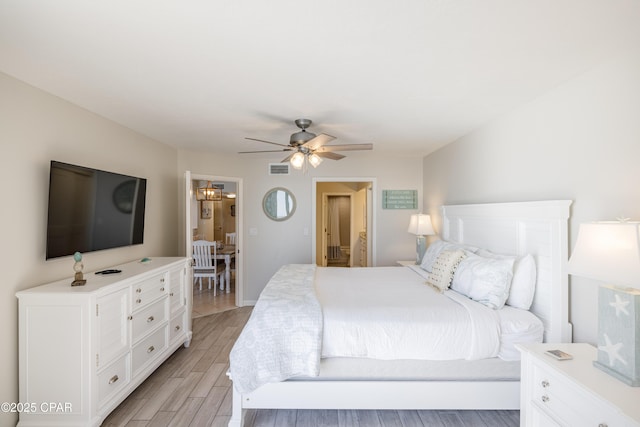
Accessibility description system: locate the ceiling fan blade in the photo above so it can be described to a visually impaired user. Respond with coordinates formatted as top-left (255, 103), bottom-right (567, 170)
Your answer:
top-left (245, 137), bottom-right (291, 148)
top-left (316, 143), bottom-right (373, 152)
top-left (316, 151), bottom-right (346, 160)
top-left (239, 148), bottom-right (293, 154)
top-left (301, 133), bottom-right (336, 150)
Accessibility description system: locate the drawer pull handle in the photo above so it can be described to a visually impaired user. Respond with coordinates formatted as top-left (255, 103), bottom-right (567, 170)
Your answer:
top-left (160, 287), bottom-right (165, 292)
top-left (161, 278), bottom-right (165, 283)
top-left (541, 395), bottom-right (549, 403)
top-left (128, 315), bottom-right (133, 320)
top-left (170, 292), bottom-right (174, 296)
top-left (541, 380), bottom-right (549, 388)
top-left (147, 316), bottom-right (154, 323)
top-left (136, 298), bottom-right (142, 304)
top-left (175, 325), bottom-right (181, 331)
top-left (136, 288), bottom-right (142, 293)
top-left (147, 345), bottom-right (155, 353)
top-left (109, 375), bottom-right (119, 385)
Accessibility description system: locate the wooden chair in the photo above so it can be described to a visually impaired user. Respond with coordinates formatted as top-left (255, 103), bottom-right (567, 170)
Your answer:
top-left (224, 233), bottom-right (237, 277)
top-left (192, 240), bottom-right (225, 295)
top-left (225, 232), bottom-right (237, 245)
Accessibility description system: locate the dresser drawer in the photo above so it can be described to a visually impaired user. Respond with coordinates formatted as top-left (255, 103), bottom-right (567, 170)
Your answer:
top-left (532, 361), bottom-right (628, 426)
top-left (131, 297), bottom-right (167, 342)
top-left (97, 353), bottom-right (130, 410)
top-left (132, 273), bottom-right (168, 309)
top-left (168, 311), bottom-right (187, 344)
top-left (132, 326), bottom-right (167, 376)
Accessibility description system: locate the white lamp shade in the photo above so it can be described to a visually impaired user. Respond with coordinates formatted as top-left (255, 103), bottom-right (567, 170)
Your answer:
top-left (568, 221), bottom-right (640, 289)
top-left (408, 214), bottom-right (435, 236)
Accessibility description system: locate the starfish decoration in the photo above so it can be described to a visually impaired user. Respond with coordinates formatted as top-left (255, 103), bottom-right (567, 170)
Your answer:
top-left (609, 293), bottom-right (630, 317)
top-left (598, 334), bottom-right (627, 367)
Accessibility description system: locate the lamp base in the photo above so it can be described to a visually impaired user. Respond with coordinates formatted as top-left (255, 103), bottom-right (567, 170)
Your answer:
top-left (593, 360), bottom-right (640, 387)
top-left (415, 235), bottom-right (426, 264)
top-left (596, 285), bottom-right (640, 387)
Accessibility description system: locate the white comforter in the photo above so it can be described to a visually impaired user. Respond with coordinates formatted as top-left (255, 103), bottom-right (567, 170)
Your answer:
top-left (316, 266), bottom-right (502, 360)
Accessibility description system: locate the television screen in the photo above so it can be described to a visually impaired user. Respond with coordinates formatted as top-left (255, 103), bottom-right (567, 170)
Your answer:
top-left (46, 161), bottom-right (147, 259)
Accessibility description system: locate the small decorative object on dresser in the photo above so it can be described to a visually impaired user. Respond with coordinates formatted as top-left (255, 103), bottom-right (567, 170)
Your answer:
top-left (16, 257), bottom-right (192, 427)
top-left (71, 251), bottom-right (86, 286)
top-left (568, 220), bottom-right (640, 386)
top-left (518, 343), bottom-right (640, 427)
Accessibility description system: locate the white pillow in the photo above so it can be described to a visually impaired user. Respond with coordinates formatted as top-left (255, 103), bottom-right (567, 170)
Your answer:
top-left (420, 240), bottom-right (447, 272)
top-left (476, 249), bottom-right (536, 310)
top-left (450, 252), bottom-right (514, 309)
top-left (426, 249), bottom-right (466, 293)
top-left (420, 239), bottom-right (477, 273)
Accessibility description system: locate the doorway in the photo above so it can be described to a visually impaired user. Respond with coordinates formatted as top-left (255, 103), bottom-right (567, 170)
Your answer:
top-left (323, 194), bottom-right (352, 267)
top-left (313, 178), bottom-right (375, 267)
top-left (185, 172), bottom-right (242, 317)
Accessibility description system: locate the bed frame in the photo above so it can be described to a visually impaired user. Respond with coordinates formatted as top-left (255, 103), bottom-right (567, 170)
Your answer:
top-left (228, 200), bottom-right (572, 427)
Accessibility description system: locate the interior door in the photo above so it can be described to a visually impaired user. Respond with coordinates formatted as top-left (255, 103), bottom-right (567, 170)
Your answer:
top-left (185, 171), bottom-right (194, 257)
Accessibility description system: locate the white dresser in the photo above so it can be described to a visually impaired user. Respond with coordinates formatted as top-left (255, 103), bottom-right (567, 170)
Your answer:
top-left (517, 343), bottom-right (640, 427)
top-left (16, 257), bottom-right (192, 427)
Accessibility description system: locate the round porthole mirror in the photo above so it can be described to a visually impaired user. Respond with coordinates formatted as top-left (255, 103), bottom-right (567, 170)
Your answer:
top-left (263, 187), bottom-right (296, 221)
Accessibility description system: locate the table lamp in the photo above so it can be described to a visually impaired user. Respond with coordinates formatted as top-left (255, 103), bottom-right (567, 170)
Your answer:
top-left (408, 213), bottom-right (435, 264)
top-left (567, 220), bottom-right (640, 386)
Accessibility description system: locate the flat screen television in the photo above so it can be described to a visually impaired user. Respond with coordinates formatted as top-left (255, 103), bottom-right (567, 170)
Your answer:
top-left (46, 160), bottom-right (147, 259)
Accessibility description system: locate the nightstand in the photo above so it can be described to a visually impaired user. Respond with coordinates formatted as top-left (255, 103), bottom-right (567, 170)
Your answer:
top-left (397, 260), bottom-right (416, 267)
top-left (517, 343), bottom-right (640, 427)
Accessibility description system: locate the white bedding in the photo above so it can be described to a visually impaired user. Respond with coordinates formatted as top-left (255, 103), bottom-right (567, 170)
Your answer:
top-left (316, 265), bottom-right (542, 361)
top-left (230, 264), bottom-right (543, 394)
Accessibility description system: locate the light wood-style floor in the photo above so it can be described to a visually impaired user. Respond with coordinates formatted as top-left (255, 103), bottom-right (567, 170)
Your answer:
top-left (102, 299), bottom-right (520, 427)
top-left (192, 273), bottom-right (237, 318)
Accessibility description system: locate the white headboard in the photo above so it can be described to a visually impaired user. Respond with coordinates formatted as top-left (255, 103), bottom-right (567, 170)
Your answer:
top-left (441, 200), bottom-right (572, 343)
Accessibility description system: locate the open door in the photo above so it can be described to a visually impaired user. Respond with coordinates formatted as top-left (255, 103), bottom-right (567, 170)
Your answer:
top-left (184, 170), bottom-right (194, 331)
top-left (185, 170), bottom-right (194, 257)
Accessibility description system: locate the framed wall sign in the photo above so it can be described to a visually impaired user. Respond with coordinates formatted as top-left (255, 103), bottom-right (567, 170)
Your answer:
top-left (382, 190), bottom-right (418, 209)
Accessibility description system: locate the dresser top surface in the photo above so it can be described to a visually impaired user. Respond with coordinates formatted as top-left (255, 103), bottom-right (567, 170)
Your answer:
top-left (17, 257), bottom-right (189, 296)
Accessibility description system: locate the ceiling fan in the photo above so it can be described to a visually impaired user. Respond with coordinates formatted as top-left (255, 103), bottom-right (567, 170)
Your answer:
top-left (240, 118), bottom-right (373, 169)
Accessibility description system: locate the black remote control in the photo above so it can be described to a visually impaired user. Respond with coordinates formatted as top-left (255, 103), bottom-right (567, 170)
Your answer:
top-left (95, 269), bottom-right (122, 275)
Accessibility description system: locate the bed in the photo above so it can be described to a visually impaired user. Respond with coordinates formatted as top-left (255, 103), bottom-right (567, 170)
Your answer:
top-left (227, 200), bottom-right (572, 427)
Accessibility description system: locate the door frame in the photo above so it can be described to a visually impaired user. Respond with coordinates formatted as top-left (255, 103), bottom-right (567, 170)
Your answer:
top-left (185, 171), bottom-right (243, 307)
top-left (312, 177), bottom-right (376, 267)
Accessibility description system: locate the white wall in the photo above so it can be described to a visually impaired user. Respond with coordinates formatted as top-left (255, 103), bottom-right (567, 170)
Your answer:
top-left (422, 49), bottom-right (640, 344)
top-left (0, 72), bottom-right (180, 426)
top-left (178, 151), bottom-right (423, 302)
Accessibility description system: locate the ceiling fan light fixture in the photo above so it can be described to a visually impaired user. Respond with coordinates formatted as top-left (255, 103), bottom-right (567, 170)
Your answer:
top-left (308, 153), bottom-right (323, 168)
top-left (290, 152), bottom-right (305, 169)
top-left (240, 118), bottom-right (373, 168)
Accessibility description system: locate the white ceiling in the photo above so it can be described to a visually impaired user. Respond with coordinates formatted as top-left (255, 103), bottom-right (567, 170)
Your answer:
top-left (1, 0), bottom-right (639, 157)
